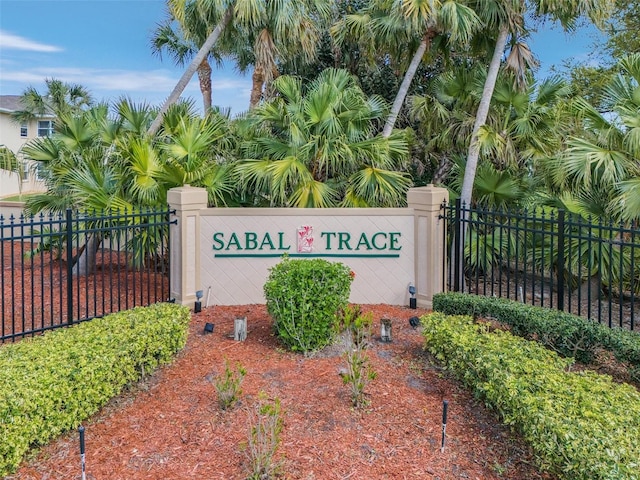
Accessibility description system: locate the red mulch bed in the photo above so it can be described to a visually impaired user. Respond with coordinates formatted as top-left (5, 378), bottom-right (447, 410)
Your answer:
top-left (9, 304), bottom-right (556, 480)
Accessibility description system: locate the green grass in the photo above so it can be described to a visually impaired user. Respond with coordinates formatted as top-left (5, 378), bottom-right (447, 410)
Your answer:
top-left (0, 193), bottom-right (32, 202)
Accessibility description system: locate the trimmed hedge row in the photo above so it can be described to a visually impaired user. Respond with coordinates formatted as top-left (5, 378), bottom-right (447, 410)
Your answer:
top-left (422, 312), bottom-right (640, 480)
top-left (0, 303), bottom-right (191, 476)
top-left (432, 292), bottom-right (640, 379)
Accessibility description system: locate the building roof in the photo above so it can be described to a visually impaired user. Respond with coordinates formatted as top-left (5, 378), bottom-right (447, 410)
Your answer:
top-left (0, 95), bottom-right (25, 113)
top-left (0, 95), bottom-right (56, 118)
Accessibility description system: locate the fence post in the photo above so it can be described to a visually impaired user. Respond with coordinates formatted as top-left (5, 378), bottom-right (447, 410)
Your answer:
top-left (453, 199), bottom-right (463, 292)
top-left (557, 209), bottom-right (565, 311)
top-left (66, 209), bottom-right (74, 325)
top-left (407, 184), bottom-right (449, 308)
top-left (167, 185), bottom-right (208, 308)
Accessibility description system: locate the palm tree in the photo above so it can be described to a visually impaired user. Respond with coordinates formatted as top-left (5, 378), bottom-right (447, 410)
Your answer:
top-left (148, 0), bottom-right (331, 134)
top-left (21, 98), bottom-right (237, 273)
top-left (458, 0), bottom-right (612, 208)
top-left (151, 0), bottom-right (226, 112)
top-left (148, 0), bottom-right (234, 136)
top-left (11, 78), bottom-right (93, 125)
top-left (540, 54), bottom-right (640, 223)
top-left (410, 64), bottom-right (572, 192)
top-left (236, 68), bottom-right (412, 207)
top-left (333, 0), bottom-right (480, 138)
top-left (23, 98), bottom-right (236, 213)
top-left (0, 146), bottom-right (20, 175)
top-left (231, 0), bottom-right (331, 109)
top-left (0, 146), bottom-right (26, 198)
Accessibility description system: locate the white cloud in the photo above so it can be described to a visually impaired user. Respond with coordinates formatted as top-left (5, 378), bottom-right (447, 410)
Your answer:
top-left (0, 65), bottom-right (252, 115)
top-left (0, 30), bottom-right (63, 52)
top-left (2, 66), bottom-right (251, 93)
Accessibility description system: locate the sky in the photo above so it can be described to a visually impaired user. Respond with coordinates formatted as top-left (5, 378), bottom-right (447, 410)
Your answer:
top-left (0, 0), bottom-right (607, 117)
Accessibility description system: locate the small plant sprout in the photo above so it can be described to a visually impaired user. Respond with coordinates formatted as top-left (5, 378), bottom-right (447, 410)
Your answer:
top-left (245, 392), bottom-right (283, 480)
top-left (340, 305), bottom-right (377, 408)
top-left (211, 359), bottom-right (246, 410)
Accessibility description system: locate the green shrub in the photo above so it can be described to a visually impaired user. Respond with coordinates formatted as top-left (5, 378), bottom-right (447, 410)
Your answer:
top-left (432, 292), bottom-right (640, 374)
top-left (245, 392), bottom-right (283, 480)
top-left (0, 303), bottom-right (190, 476)
top-left (264, 256), bottom-right (353, 353)
top-left (422, 312), bottom-right (640, 480)
top-left (211, 359), bottom-right (246, 410)
top-left (340, 306), bottom-right (376, 407)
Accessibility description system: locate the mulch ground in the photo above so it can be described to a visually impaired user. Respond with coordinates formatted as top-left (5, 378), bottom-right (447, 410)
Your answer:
top-left (10, 304), bottom-right (556, 480)
top-left (1, 241), bottom-right (168, 340)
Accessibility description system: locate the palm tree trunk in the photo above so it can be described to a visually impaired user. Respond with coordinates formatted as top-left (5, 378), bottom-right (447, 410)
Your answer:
top-left (432, 156), bottom-right (453, 185)
top-left (382, 31), bottom-right (432, 138)
top-left (72, 234), bottom-right (100, 277)
top-left (459, 25), bottom-right (509, 207)
top-left (249, 66), bottom-right (265, 109)
top-left (197, 57), bottom-right (213, 113)
top-left (453, 25), bottom-right (509, 293)
top-left (147, 4), bottom-right (233, 136)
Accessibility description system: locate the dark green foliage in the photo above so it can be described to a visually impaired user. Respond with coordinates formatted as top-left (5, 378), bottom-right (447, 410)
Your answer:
top-left (0, 303), bottom-right (190, 476)
top-left (432, 292), bottom-right (640, 377)
top-left (264, 256), bottom-right (353, 353)
top-left (422, 312), bottom-right (640, 479)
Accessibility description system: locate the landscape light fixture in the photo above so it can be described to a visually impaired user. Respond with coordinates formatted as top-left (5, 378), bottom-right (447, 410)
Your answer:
top-left (78, 426), bottom-right (86, 480)
top-left (409, 283), bottom-right (417, 309)
top-left (204, 322), bottom-right (214, 334)
top-left (380, 318), bottom-right (392, 343)
top-left (194, 290), bottom-right (203, 313)
top-left (441, 400), bottom-right (449, 453)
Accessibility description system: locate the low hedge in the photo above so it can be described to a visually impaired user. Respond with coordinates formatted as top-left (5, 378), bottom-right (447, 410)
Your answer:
top-left (0, 303), bottom-right (190, 476)
top-left (432, 292), bottom-right (640, 378)
top-left (422, 312), bottom-right (640, 480)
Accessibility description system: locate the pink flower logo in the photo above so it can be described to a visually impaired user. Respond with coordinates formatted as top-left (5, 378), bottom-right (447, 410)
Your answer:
top-left (297, 225), bottom-right (314, 253)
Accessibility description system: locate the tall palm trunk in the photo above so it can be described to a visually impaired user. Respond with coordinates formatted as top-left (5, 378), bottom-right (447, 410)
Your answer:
top-left (382, 31), bottom-right (433, 138)
top-left (197, 57), bottom-right (213, 113)
top-left (147, 5), bottom-right (234, 136)
top-left (459, 25), bottom-right (509, 207)
top-left (250, 66), bottom-right (265, 109)
top-left (451, 25), bottom-right (509, 292)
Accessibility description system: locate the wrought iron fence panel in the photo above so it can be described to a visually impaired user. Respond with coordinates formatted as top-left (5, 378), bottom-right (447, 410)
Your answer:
top-left (1, 207), bottom-right (174, 342)
top-left (443, 200), bottom-right (639, 331)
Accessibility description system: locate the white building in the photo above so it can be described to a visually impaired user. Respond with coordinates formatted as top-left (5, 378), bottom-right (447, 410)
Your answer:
top-left (0, 95), bottom-right (52, 198)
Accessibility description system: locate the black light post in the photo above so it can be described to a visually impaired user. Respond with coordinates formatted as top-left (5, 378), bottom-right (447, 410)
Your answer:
top-left (79, 426), bottom-right (86, 480)
top-left (409, 283), bottom-right (417, 309)
top-left (441, 400), bottom-right (449, 453)
top-left (194, 290), bottom-right (203, 313)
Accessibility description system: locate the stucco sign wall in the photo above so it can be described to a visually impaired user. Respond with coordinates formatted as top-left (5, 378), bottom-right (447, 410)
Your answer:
top-left (199, 208), bottom-right (415, 306)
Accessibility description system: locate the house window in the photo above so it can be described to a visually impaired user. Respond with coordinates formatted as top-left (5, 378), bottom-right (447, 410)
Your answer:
top-left (38, 120), bottom-right (54, 137)
top-left (35, 162), bottom-right (44, 181)
top-left (20, 124), bottom-right (28, 137)
top-left (22, 162), bottom-right (30, 182)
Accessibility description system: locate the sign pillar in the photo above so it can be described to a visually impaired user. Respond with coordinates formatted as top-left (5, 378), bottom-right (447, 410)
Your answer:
top-left (407, 185), bottom-right (449, 308)
top-left (168, 185), bottom-right (208, 307)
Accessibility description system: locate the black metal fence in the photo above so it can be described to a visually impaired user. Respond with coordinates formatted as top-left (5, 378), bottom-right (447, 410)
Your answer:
top-left (1, 207), bottom-right (174, 342)
top-left (443, 200), bottom-right (639, 331)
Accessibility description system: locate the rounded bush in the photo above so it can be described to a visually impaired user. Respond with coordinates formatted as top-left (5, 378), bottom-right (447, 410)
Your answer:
top-left (264, 256), bottom-right (353, 353)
